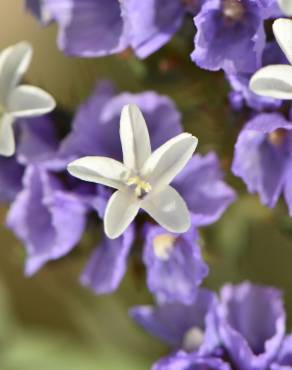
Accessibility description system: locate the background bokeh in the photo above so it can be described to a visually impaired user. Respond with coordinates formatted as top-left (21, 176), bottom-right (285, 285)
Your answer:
top-left (1, 1), bottom-right (292, 369)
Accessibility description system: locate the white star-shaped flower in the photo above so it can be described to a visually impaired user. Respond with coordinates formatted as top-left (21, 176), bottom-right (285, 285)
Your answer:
top-left (249, 18), bottom-right (292, 100)
top-left (67, 104), bottom-right (198, 239)
top-left (0, 41), bottom-right (56, 157)
top-left (278, 0), bottom-right (292, 16)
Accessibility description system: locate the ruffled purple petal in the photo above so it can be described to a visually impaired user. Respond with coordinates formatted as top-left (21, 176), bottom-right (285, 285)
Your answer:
top-left (121, 0), bottom-right (185, 58)
top-left (80, 225), bottom-right (135, 295)
top-left (130, 288), bottom-right (218, 353)
top-left (152, 351), bottom-right (231, 370)
top-left (173, 152), bottom-right (236, 226)
top-left (44, 0), bottom-right (129, 57)
top-left (217, 282), bottom-right (286, 370)
top-left (143, 224), bottom-right (208, 304)
top-left (6, 165), bottom-right (87, 275)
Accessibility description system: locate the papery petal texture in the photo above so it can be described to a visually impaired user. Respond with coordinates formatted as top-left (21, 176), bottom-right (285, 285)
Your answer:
top-left (142, 224), bottom-right (208, 304)
top-left (45, 0), bottom-right (129, 57)
top-left (80, 225), bottom-right (135, 294)
top-left (173, 153), bottom-right (236, 226)
top-left (217, 282), bottom-right (286, 370)
top-left (130, 288), bottom-right (217, 352)
top-left (6, 166), bottom-right (87, 275)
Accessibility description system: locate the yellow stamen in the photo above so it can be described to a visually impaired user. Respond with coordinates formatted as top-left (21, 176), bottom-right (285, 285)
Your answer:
top-left (153, 234), bottom-right (177, 260)
top-left (126, 176), bottom-right (152, 198)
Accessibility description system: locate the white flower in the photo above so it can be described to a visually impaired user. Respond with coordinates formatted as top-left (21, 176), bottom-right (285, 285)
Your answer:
top-left (0, 41), bottom-right (56, 157)
top-left (278, 0), bottom-right (292, 16)
top-left (67, 104), bottom-right (198, 239)
top-left (249, 18), bottom-right (292, 100)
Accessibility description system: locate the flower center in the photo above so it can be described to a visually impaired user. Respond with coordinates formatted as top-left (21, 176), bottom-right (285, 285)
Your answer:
top-left (126, 175), bottom-right (152, 198)
top-left (153, 233), bottom-right (176, 260)
top-left (222, 0), bottom-right (245, 21)
top-left (182, 327), bottom-right (204, 352)
top-left (268, 129), bottom-right (287, 147)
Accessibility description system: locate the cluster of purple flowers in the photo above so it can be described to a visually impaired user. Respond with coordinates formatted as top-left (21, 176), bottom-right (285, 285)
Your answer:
top-left (2, 82), bottom-right (235, 299)
top-left (17, 1), bottom-right (292, 369)
top-left (132, 282), bottom-right (292, 370)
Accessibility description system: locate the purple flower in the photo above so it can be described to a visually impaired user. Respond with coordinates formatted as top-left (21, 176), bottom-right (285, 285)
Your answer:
top-left (232, 112), bottom-right (292, 213)
top-left (65, 85), bottom-right (235, 296)
top-left (226, 41), bottom-right (287, 111)
top-left (192, 0), bottom-right (276, 74)
top-left (59, 84), bottom-right (182, 162)
top-left (142, 224), bottom-right (208, 304)
top-left (0, 115), bottom-right (62, 203)
top-left (152, 351), bottom-right (231, 370)
top-left (6, 165), bottom-right (87, 275)
top-left (271, 335), bottom-right (292, 369)
top-left (80, 225), bottom-right (135, 295)
top-left (130, 288), bottom-right (219, 354)
top-left (173, 152), bottom-right (236, 226)
top-left (27, 0), bottom-right (195, 58)
top-left (217, 282), bottom-right (286, 370)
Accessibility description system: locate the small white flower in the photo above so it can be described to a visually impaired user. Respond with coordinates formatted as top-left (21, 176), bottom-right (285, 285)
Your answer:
top-left (278, 0), bottom-right (292, 16)
top-left (249, 18), bottom-right (292, 100)
top-left (67, 104), bottom-right (198, 239)
top-left (0, 41), bottom-right (56, 157)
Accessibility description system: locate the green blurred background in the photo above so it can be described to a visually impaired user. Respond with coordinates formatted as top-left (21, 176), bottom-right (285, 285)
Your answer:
top-left (1, 2), bottom-right (292, 369)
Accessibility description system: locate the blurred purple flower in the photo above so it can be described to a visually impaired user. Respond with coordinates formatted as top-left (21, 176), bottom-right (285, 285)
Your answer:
top-left (130, 288), bottom-right (219, 354)
top-left (0, 115), bottom-right (62, 203)
top-left (152, 351), bottom-right (231, 370)
top-left (271, 335), bottom-right (292, 369)
top-left (232, 113), bottom-right (292, 213)
top-left (59, 85), bottom-right (182, 162)
top-left (217, 282), bottom-right (286, 370)
top-left (142, 225), bottom-right (208, 304)
top-left (6, 165), bottom-right (87, 276)
top-left (26, 0), bottom-right (201, 58)
top-left (192, 0), bottom-right (279, 74)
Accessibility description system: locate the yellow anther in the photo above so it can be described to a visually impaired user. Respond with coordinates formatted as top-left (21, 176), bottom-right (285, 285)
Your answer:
top-left (126, 176), bottom-right (152, 198)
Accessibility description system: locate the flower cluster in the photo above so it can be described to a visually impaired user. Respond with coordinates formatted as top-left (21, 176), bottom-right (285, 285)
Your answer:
top-left (5, 0), bottom-right (292, 368)
top-left (2, 75), bottom-right (235, 299)
top-left (132, 282), bottom-right (292, 370)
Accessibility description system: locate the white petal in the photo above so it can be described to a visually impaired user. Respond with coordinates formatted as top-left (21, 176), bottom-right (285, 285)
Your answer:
top-left (67, 156), bottom-right (128, 190)
top-left (142, 133), bottom-right (198, 190)
top-left (0, 42), bottom-right (32, 101)
top-left (104, 190), bottom-right (139, 239)
top-left (141, 186), bottom-right (190, 233)
top-left (273, 19), bottom-right (292, 65)
top-left (278, 0), bottom-right (292, 16)
top-left (0, 114), bottom-right (15, 157)
top-left (7, 85), bottom-right (56, 117)
top-left (249, 65), bottom-right (292, 99)
top-left (120, 104), bottom-right (151, 171)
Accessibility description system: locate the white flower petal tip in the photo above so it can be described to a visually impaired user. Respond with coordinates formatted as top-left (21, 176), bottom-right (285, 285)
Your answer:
top-left (249, 65), bottom-right (292, 100)
top-left (142, 186), bottom-right (191, 233)
top-left (67, 103), bottom-right (198, 238)
top-left (104, 191), bottom-right (139, 239)
top-left (120, 103), bottom-right (151, 171)
top-left (277, 0), bottom-right (292, 16)
top-left (272, 19), bottom-right (292, 65)
top-left (67, 156), bottom-right (127, 190)
top-left (8, 85), bottom-right (56, 117)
